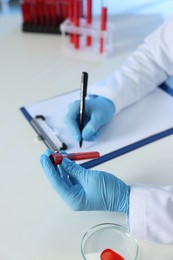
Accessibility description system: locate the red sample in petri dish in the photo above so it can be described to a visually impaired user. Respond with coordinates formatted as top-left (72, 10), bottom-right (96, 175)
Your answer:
top-left (100, 248), bottom-right (124, 260)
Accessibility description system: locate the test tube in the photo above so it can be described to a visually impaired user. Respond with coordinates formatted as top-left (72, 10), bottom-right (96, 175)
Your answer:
top-left (73, 0), bottom-right (80, 49)
top-left (86, 0), bottom-right (92, 46)
top-left (49, 151), bottom-right (100, 165)
top-left (99, 0), bottom-right (107, 53)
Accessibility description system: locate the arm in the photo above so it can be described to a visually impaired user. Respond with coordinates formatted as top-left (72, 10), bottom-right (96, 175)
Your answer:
top-left (130, 184), bottom-right (173, 244)
top-left (40, 150), bottom-right (173, 244)
top-left (65, 17), bottom-right (173, 141)
top-left (89, 16), bottom-right (173, 113)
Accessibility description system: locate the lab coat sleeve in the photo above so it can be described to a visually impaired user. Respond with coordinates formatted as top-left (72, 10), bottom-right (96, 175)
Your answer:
top-left (88, 16), bottom-right (173, 113)
top-left (129, 184), bottom-right (173, 244)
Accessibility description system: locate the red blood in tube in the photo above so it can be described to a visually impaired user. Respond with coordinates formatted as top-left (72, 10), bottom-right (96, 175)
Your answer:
top-left (99, 6), bottom-right (107, 53)
top-left (49, 151), bottom-right (100, 165)
top-left (86, 0), bottom-right (92, 24)
top-left (101, 6), bottom-right (107, 31)
top-left (68, 0), bottom-right (74, 43)
top-left (68, 0), bottom-right (73, 21)
top-left (21, 0), bottom-right (30, 24)
top-left (73, 0), bottom-right (80, 48)
top-left (86, 0), bottom-right (92, 46)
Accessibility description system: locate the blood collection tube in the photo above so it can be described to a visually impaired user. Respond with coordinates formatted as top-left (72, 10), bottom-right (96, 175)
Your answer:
top-left (49, 151), bottom-right (100, 165)
top-left (73, 0), bottom-right (80, 48)
top-left (86, 0), bottom-right (92, 46)
top-left (68, 0), bottom-right (74, 43)
top-left (100, 5), bottom-right (107, 53)
top-left (21, 0), bottom-right (30, 24)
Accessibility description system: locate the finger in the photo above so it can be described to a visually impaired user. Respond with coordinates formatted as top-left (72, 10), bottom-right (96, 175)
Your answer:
top-left (82, 116), bottom-right (102, 140)
top-left (60, 150), bottom-right (67, 155)
top-left (61, 158), bottom-right (90, 184)
top-left (67, 100), bottom-right (80, 118)
top-left (65, 120), bottom-right (81, 141)
top-left (58, 163), bottom-right (73, 186)
top-left (40, 154), bottom-right (70, 195)
top-left (82, 128), bottom-right (99, 141)
top-left (44, 149), bottom-right (54, 156)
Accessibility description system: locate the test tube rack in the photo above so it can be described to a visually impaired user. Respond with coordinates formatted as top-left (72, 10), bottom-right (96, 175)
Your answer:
top-left (20, 0), bottom-right (83, 34)
top-left (60, 17), bottom-right (115, 58)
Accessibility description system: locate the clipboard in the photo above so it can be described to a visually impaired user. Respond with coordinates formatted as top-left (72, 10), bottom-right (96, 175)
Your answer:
top-left (20, 84), bottom-right (173, 169)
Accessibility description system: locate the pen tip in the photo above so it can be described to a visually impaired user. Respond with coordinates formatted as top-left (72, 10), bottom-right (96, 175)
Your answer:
top-left (79, 139), bottom-right (83, 148)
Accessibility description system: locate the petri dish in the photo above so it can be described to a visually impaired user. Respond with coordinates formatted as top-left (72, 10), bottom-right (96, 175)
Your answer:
top-left (81, 223), bottom-right (138, 260)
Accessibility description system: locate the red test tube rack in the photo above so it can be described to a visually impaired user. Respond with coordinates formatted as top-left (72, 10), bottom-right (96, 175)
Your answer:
top-left (20, 0), bottom-right (83, 34)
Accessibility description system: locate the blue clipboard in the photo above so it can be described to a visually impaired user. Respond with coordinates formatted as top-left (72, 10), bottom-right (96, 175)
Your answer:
top-left (20, 83), bottom-right (173, 169)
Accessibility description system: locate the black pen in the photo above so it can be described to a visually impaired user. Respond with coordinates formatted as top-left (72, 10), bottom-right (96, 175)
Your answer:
top-left (79, 71), bottom-right (88, 148)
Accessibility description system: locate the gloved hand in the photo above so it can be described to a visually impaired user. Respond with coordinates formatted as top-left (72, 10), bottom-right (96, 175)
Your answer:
top-left (40, 150), bottom-right (130, 214)
top-left (65, 96), bottom-right (115, 142)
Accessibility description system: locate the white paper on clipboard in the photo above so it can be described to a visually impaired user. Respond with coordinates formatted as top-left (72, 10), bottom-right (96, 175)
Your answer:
top-left (20, 86), bottom-right (173, 168)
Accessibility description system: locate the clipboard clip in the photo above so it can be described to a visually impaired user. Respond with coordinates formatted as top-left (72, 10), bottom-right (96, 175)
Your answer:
top-left (31, 115), bottom-right (68, 151)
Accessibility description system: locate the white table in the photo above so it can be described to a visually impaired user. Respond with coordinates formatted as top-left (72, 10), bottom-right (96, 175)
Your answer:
top-left (0, 14), bottom-right (173, 260)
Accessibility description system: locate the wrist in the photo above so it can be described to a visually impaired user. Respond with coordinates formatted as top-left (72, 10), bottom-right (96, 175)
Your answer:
top-left (116, 184), bottom-right (130, 215)
top-left (97, 96), bottom-right (116, 115)
top-left (125, 185), bottom-right (130, 216)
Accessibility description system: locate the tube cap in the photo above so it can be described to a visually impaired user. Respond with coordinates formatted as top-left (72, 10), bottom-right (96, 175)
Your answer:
top-left (100, 248), bottom-right (124, 260)
top-left (49, 153), bottom-right (63, 165)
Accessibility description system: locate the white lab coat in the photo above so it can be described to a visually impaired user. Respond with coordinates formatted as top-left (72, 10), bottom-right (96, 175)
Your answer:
top-left (88, 17), bottom-right (173, 244)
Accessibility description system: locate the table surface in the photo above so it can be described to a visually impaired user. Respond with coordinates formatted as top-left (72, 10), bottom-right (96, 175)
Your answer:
top-left (0, 14), bottom-right (173, 260)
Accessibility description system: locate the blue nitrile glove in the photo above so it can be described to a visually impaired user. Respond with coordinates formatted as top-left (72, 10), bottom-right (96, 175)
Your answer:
top-left (65, 96), bottom-right (115, 142)
top-left (40, 150), bottom-right (130, 214)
